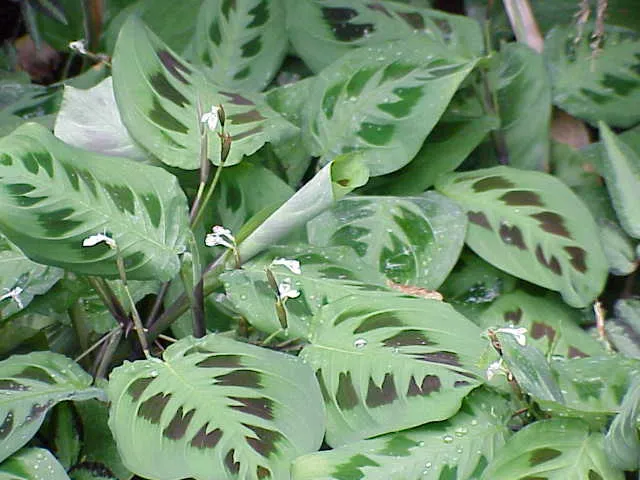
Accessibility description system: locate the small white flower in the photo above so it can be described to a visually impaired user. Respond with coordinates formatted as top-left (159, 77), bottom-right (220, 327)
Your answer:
top-left (69, 39), bottom-right (88, 55)
top-left (277, 279), bottom-right (300, 300)
top-left (271, 258), bottom-right (302, 275)
top-left (496, 326), bottom-right (528, 346)
top-left (486, 359), bottom-right (505, 380)
top-left (0, 287), bottom-right (24, 309)
top-left (205, 225), bottom-right (236, 249)
top-left (201, 105), bottom-right (221, 131)
top-left (83, 233), bottom-right (116, 249)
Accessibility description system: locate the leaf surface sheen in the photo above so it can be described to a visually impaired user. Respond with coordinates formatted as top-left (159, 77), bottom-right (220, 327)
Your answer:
top-left (0, 447), bottom-right (71, 480)
top-left (301, 294), bottom-right (488, 446)
top-left (108, 334), bottom-right (325, 480)
top-left (436, 166), bottom-right (608, 307)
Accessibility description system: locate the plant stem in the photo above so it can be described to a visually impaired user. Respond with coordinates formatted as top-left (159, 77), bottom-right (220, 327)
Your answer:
top-left (94, 326), bottom-right (123, 380)
top-left (115, 253), bottom-right (150, 358)
top-left (75, 326), bottom-right (120, 363)
top-left (145, 282), bottom-right (170, 328)
top-left (87, 277), bottom-right (129, 327)
top-left (191, 161), bottom-right (225, 231)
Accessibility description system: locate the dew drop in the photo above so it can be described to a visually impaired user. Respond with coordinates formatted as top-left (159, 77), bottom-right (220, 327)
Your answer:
top-left (442, 434), bottom-right (454, 444)
top-left (353, 338), bottom-right (368, 349)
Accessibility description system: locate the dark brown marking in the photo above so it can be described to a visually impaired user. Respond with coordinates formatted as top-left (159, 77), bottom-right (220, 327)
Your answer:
top-left (228, 110), bottom-right (265, 124)
top-left (454, 380), bottom-right (470, 387)
top-left (504, 308), bottom-right (523, 324)
top-left (382, 330), bottom-right (436, 348)
top-left (499, 223), bottom-right (527, 250)
top-left (196, 354), bottom-right (242, 368)
top-left (413, 351), bottom-right (461, 366)
top-left (0, 380), bottom-right (28, 391)
top-left (215, 370), bottom-right (262, 389)
top-left (354, 312), bottom-right (404, 334)
top-left (564, 246), bottom-right (587, 273)
top-left (531, 322), bottom-right (556, 343)
top-left (225, 449), bottom-right (240, 474)
top-left (27, 401), bottom-right (53, 423)
top-left (396, 11), bottom-right (425, 29)
top-left (220, 91), bottom-right (254, 105)
top-left (149, 73), bottom-right (189, 107)
top-left (163, 407), bottom-right (195, 440)
top-left (499, 190), bottom-right (544, 207)
top-left (530, 212), bottom-right (571, 238)
top-left (472, 176), bottom-right (515, 192)
top-left (535, 245), bottom-right (562, 275)
top-left (529, 447), bottom-right (562, 466)
top-left (243, 423), bottom-right (282, 457)
top-left (367, 2), bottom-right (392, 16)
top-left (127, 377), bottom-right (155, 401)
top-left (157, 50), bottom-right (191, 85)
top-left (568, 347), bottom-right (588, 358)
top-left (336, 371), bottom-right (359, 410)
top-left (190, 424), bottom-right (222, 449)
top-left (315, 369), bottom-right (330, 402)
top-left (366, 374), bottom-right (397, 407)
top-left (0, 412), bottom-right (13, 440)
top-left (407, 375), bottom-right (441, 397)
top-left (468, 211), bottom-right (492, 230)
top-left (229, 396), bottom-right (274, 420)
top-left (137, 393), bottom-right (172, 424)
top-left (232, 126), bottom-right (263, 141)
top-left (257, 466), bottom-right (271, 479)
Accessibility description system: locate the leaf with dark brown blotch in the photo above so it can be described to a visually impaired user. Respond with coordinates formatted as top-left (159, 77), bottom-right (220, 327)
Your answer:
top-left (500, 190), bottom-right (544, 207)
top-left (530, 212), bottom-right (572, 239)
top-left (468, 211), bottom-right (492, 230)
top-left (366, 374), bottom-right (398, 407)
top-left (407, 375), bottom-right (441, 397)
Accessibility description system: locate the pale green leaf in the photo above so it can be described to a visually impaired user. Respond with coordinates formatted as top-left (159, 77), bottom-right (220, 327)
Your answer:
top-left (0, 351), bottom-right (104, 463)
top-left (112, 17), bottom-right (298, 169)
top-left (606, 299), bottom-right (640, 360)
top-left (604, 377), bottom-right (640, 470)
top-left (193, 0), bottom-right (287, 91)
top-left (0, 123), bottom-right (189, 281)
top-left (301, 294), bottom-right (487, 446)
top-left (292, 388), bottom-right (511, 480)
top-left (307, 192), bottom-right (466, 289)
top-left (480, 418), bottom-right (624, 480)
top-left (436, 166), bottom-right (608, 307)
top-left (0, 447), bottom-right (70, 480)
top-left (108, 334), bottom-right (325, 480)
top-left (303, 36), bottom-right (475, 176)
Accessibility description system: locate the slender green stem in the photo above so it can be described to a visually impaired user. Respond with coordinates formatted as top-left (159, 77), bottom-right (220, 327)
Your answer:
top-left (94, 326), bottom-right (123, 380)
top-left (116, 253), bottom-right (150, 358)
top-left (87, 276), bottom-right (129, 327)
top-left (75, 326), bottom-right (120, 363)
top-left (191, 161), bottom-right (225, 231)
top-left (145, 282), bottom-right (170, 328)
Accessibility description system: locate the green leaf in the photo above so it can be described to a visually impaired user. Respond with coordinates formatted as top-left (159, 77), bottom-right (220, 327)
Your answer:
top-left (69, 464), bottom-right (119, 480)
top-left (0, 123), bottom-right (189, 281)
top-left (50, 402), bottom-right (81, 469)
top-left (0, 351), bottom-right (104, 463)
top-left (292, 388), bottom-right (511, 480)
top-left (303, 36), bottom-right (476, 176)
top-left (300, 294), bottom-right (487, 446)
top-left (0, 447), bottom-right (71, 480)
top-left (307, 192), bottom-right (466, 289)
top-left (480, 418), bottom-right (624, 480)
top-left (606, 299), bottom-right (640, 360)
top-left (544, 24), bottom-right (640, 128)
top-left (0, 237), bottom-right (63, 317)
top-left (286, 0), bottom-right (483, 72)
top-left (599, 122), bottom-right (640, 239)
top-left (480, 291), bottom-right (604, 359)
top-left (54, 78), bottom-right (148, 162)
top-left (238, 152), bottom-right (369, 262)
top-left (495, 331), bottom-right (564, 404)
top-left (0, 81), bottom-right (61, 135)
top-left (30, 0), bottom-right (84, 51)
top-left (604, 377), bottom-right (640, 470)
top-left (108, 334), bottom-right (325, 480)
top-left (222, 245), bottom-right (389, 338)
top-left (192, 0), bottom-right (287, 91)
top-left (490, 43), bottom-right (551, 170)
top-left (436, 166), bottom-right (608, 308)
top-left (112, 17), bottom-right (298, 169)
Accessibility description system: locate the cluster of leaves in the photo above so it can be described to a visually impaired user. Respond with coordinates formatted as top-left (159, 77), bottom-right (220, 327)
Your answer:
top-left (0, 0), bottom-right (639, 479)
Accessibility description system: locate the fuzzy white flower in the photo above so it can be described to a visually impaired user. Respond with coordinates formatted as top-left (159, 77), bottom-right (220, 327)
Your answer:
top-left (0, 287), bottom-right (24, 309)
top-left (277, 279), bottom-right (300, 300)
top-left (486, 359), bottom-right (505, 380)
top-left (69, 39), bottom-right (88, 55)
top-left (201, 105), bottom-right (221, 131)
top-left (205, 225), bottom-right (235, 249)
top-left (83, 233), bottom-right (116, 249)
top-left (271, 258), bottom-right (302, 275)
top-left (496, 326), bottom-right (528, 346)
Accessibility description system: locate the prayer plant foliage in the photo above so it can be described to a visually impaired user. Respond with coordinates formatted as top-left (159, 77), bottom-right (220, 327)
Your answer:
top-left (1, 1), bottom-right (640, 480)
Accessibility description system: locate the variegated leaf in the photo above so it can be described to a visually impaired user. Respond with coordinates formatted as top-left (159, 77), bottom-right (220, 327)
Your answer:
top-left (222, 245), bottom-right (389, 339)
top-left (307, 192), bottom-right (466, 289)
top-left (480, 418), bottom-right (624, 480)
top-left (303, 36), bottom-right (476, 176)
top-left (292, 388), bottom-right (511, 480)
top-left (0, 123), bottom-right (189, 281)
top-left (0, 351), bottom-right (104, 463)
top-left (436, 166), bottom-right (608, 307)
top-left (301, 294), bottom-right (488, 446)
top-left (0, 447), bottom-right (70, 480)
top-left (112, 17), bottom-right (298, 169)
top-left (193, 0), bottom-right (287, 91)
top-left (108, 334), bottom-right (325, 480)
top-left (479, 291), bottom-right (604, 359)
top-left (544, 24), bottom-right (640, 128)
top-left (286, 0), bottom-right (483, 72)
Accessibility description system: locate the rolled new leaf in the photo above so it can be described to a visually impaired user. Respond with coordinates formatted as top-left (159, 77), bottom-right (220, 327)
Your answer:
top-left (238, 151), bottom-right (369, 262)
top-left (0, 123), bottom-right (189, 281)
